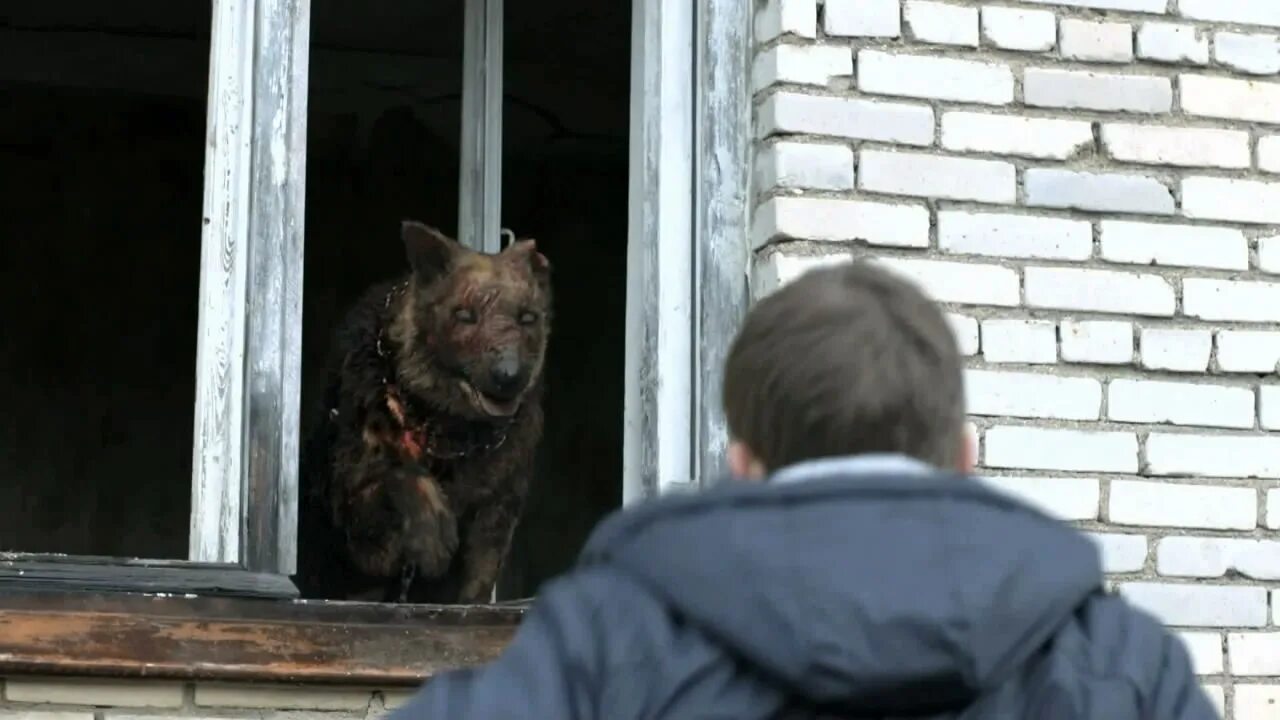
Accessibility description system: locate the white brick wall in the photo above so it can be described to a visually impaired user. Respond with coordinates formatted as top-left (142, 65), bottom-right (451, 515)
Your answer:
top-left (0, 680), bottom-right (404, 720)
top-left (752, 1), bottom-right (1280, 713)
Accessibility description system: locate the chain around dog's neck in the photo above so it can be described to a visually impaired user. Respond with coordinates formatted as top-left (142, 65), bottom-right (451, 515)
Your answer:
top-left (369, 280), bottom-right (513, 463)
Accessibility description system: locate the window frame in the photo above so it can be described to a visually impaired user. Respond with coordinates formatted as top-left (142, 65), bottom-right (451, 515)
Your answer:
top-left (0, 0), bottom-right (751, 642)
top-left (1, 0), bottom-right (310, 599)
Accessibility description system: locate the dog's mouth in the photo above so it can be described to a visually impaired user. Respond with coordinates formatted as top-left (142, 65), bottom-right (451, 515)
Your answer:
top-left (458, 379), bottom-right (522, 418)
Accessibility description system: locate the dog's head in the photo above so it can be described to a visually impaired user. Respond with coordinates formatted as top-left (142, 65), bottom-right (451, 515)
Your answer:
top-left (394, 220), bottom-right (551, 420)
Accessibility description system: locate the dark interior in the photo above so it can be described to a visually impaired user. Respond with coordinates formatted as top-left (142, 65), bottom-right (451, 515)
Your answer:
top-left (0, 1), bottom-right (628, 600)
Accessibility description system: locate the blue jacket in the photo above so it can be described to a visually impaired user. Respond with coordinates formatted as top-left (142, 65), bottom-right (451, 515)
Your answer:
top-left (390, 456), bottom-right (1218, 719)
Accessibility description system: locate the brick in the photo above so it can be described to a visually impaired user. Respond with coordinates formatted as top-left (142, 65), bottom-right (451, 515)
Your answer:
top-left (1215, 31), bottom-right (1280, 75)
top-left (978, 320), bottom-right (1058, 364)
top-left (870, 256), bottom-right (1021, 306)
top-left (1202, 686), bottom-right (1225, 716)
top-left (3, 679), bottom-right (184, 708)
top-left (752, 252), bottom-right (850, 297)
top-left (1024, 68), bottom-right (1172, 114)
top-left (0, 714), bottom-right (95, 720)
top-left (1024, 169), bottom-right (1174, 216)
top-left (1146, 433), bottom-right (1280, 479)
top-left (1180, 0), bottom-right (1280, 28)
top-left (941, 112), bottom-right (1093, 160)
top-left (1159, 537), bottom-right (1280, 581)
top-left (1259, 235), bottom-right (1280, 271)
top-left (1136, 22), bottom-right (1208, 65)
top-left (1217, 331), bottom-right (1280, 374)
top-left (1061, 320), bottom-right (1133, 365)
top-left (857, 50), bottom-right (1014, 105)
top-left (382, 691), bottom-right (416, 710)
top-left (1268, 488), bottom-right (1280, 530)
top-left (1108, 379), bottom-right (1254, 429)
top-left (858, 150), bottom-right (1015, 204)
top-left (938, 211), bottom-right (1091, 260)
top-left (966, 369), bottom-right (1100, 419)
top-left (1230, 633), bottom-right (1280, 675)
top-left (1099, 220), bottom-right (1248, 271)
top-left (1180, 74), bottom-right (1280, 125)
top-left (1184, 176), bottom-right (1280, 225)
top-left (980, 6), bottom-right (1055, 52)
top-left (947, 313), bottom-right (979, 356)
top-left (1086, 532), bottom-right (1148, 573)
top-left (825, 0), bottom-right (901, 37)
top-left (984, 426), bottom-right (1138, 473)
top-left (752, 197), bottom-right (930, 250)
top-left (982, 475), bottom-right (1100, 521)
top-left (1236, 685), bottom-right (1280, 718)
top-left (1025, 267), bottom-right (1175, 317)
top-left (1139, 328), bottom-right (1211, 373)
top-left (1101, 124), bottom-right (1249, 169)
top-left (1178, 631), bottom-right (1225, 675)
top-left (756, 141), bottom-right (855, 191)
top-left (1259, 138), bottom-right (1280, 174)
top-left (758, 92), bottom-right (935, 146)
top-left (1110, 480), bottom-right (1257, 530)
top-left (194, 684), bottom-right (374, 710)
top-left (752, 45), bottom-right (853, 89)
top-left (756, 0), bottom-right (816, 41)
top-left (1260, 386), bottom-right (1280, 430)
top-left (904, 1), bottom-right (978, 46)
top-left (1023, 0), bottom-right (1165, 11)
top-left (1119, 582), bottom-right (1269, 628)
top-left (1185, 278), bottom-right (1280, 323)
top-left (1060, 19), bottom-right (1134, 63)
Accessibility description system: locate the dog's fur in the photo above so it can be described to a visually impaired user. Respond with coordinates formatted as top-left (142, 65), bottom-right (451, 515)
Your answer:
top-left (295, 221), bottom-right (551, 604)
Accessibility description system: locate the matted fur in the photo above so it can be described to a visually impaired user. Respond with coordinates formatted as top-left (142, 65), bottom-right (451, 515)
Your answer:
top-left (295, 221), bottom-right (551, 603)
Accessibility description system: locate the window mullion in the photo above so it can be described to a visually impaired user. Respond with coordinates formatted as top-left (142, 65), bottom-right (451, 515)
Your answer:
top-left (458, 0), bottom-right (504, 253)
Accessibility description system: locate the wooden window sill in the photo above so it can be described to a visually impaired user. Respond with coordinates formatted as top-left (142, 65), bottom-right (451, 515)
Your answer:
top-left (0, 590), bottom-right (526, 686)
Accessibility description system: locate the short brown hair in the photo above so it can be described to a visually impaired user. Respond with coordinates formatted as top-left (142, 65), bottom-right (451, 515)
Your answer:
top-left (723, 260), bottom-right (965, 472)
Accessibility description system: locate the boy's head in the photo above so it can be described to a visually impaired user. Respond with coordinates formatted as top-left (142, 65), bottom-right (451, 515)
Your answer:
top-left (722, 260), bottom-right (973, 480)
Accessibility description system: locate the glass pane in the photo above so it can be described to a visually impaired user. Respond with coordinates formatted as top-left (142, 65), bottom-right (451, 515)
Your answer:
top-left (0, 2), bottom-right (209, 558)
top-left (298, 0), bottom-right (628, 601)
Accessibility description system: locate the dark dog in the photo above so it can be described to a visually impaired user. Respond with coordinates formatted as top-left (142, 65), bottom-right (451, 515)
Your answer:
top-left (295, 221), bottom-right (551, 604)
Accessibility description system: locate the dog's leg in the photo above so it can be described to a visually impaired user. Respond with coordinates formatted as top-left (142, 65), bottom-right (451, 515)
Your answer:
top-left (332, 450), bottom-right (460, 582)
top-left (454, 492), bottom-right (525, 603)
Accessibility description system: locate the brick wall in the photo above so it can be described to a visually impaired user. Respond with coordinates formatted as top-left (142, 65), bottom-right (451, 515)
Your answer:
top-left (0, 678), bottom-right (414, 720)
top-left (752, 0), bottom-right (1280, 716)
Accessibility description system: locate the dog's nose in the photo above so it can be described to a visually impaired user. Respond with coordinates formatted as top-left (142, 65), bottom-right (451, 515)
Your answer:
top-left (489, 359), bottom-right (522, 396)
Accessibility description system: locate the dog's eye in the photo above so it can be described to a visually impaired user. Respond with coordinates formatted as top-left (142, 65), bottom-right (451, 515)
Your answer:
top-left (518, 311), bottom-right (538, 326)
top-left (453, 308), bottom-right (477, 324)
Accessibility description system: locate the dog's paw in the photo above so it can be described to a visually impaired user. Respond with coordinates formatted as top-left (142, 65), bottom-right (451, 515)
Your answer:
top-left (392, 475), bottom-right (459, 577)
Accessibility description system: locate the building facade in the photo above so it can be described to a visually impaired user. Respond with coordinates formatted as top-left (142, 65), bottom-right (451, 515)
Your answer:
top-left (1, 0), bottom-right (1278, 719)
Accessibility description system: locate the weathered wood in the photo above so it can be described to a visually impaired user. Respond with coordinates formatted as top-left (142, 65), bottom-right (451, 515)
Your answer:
top-left (0, 559), bottom-right (297, 599)
top-left (623, 0), bottom-right (696, 504)
top-left (693, 0), bottom-right (752, 486)
top-left (0, 591), bottom-right (523, 685)
top-left (243, 0), bottom-right (311, 577)
top-left (191, 0), bottom-right (257, 564)
top-left (457, 0), bottom-right (505, 252)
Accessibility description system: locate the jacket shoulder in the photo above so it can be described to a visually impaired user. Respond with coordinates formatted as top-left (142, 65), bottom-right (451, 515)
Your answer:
top-left (1030, 591), bottom-right (1220, 719)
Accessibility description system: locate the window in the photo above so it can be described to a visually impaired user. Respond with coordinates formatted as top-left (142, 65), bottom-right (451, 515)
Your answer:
top-left (0, 0), bottom-right (748, 680)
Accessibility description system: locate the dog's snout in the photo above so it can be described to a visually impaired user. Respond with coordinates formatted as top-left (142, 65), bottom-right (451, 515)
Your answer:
top-left (489, 358), bottom-right (522, 395)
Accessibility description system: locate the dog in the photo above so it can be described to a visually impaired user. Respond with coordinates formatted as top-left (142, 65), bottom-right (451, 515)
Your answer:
top-left (295, 221), bottom-right (551, 604)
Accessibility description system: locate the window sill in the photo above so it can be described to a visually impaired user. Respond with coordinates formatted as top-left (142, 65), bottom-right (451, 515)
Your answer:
top-left (0, 590), bottom-right (526, 686)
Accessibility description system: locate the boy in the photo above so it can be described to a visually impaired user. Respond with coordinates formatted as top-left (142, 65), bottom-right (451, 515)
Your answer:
top-left (389, 260), bottom-right (1217, 719)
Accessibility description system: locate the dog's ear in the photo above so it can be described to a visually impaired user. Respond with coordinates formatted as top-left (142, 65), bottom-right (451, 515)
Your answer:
top-left (505, 238), bottom-right (550, 283)
top-left (401, 221), bottom-right (459, 284)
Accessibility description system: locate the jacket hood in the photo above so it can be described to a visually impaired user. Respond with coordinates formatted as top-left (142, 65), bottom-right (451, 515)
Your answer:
top-left (577, 457), bottom-right (1104, 714)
